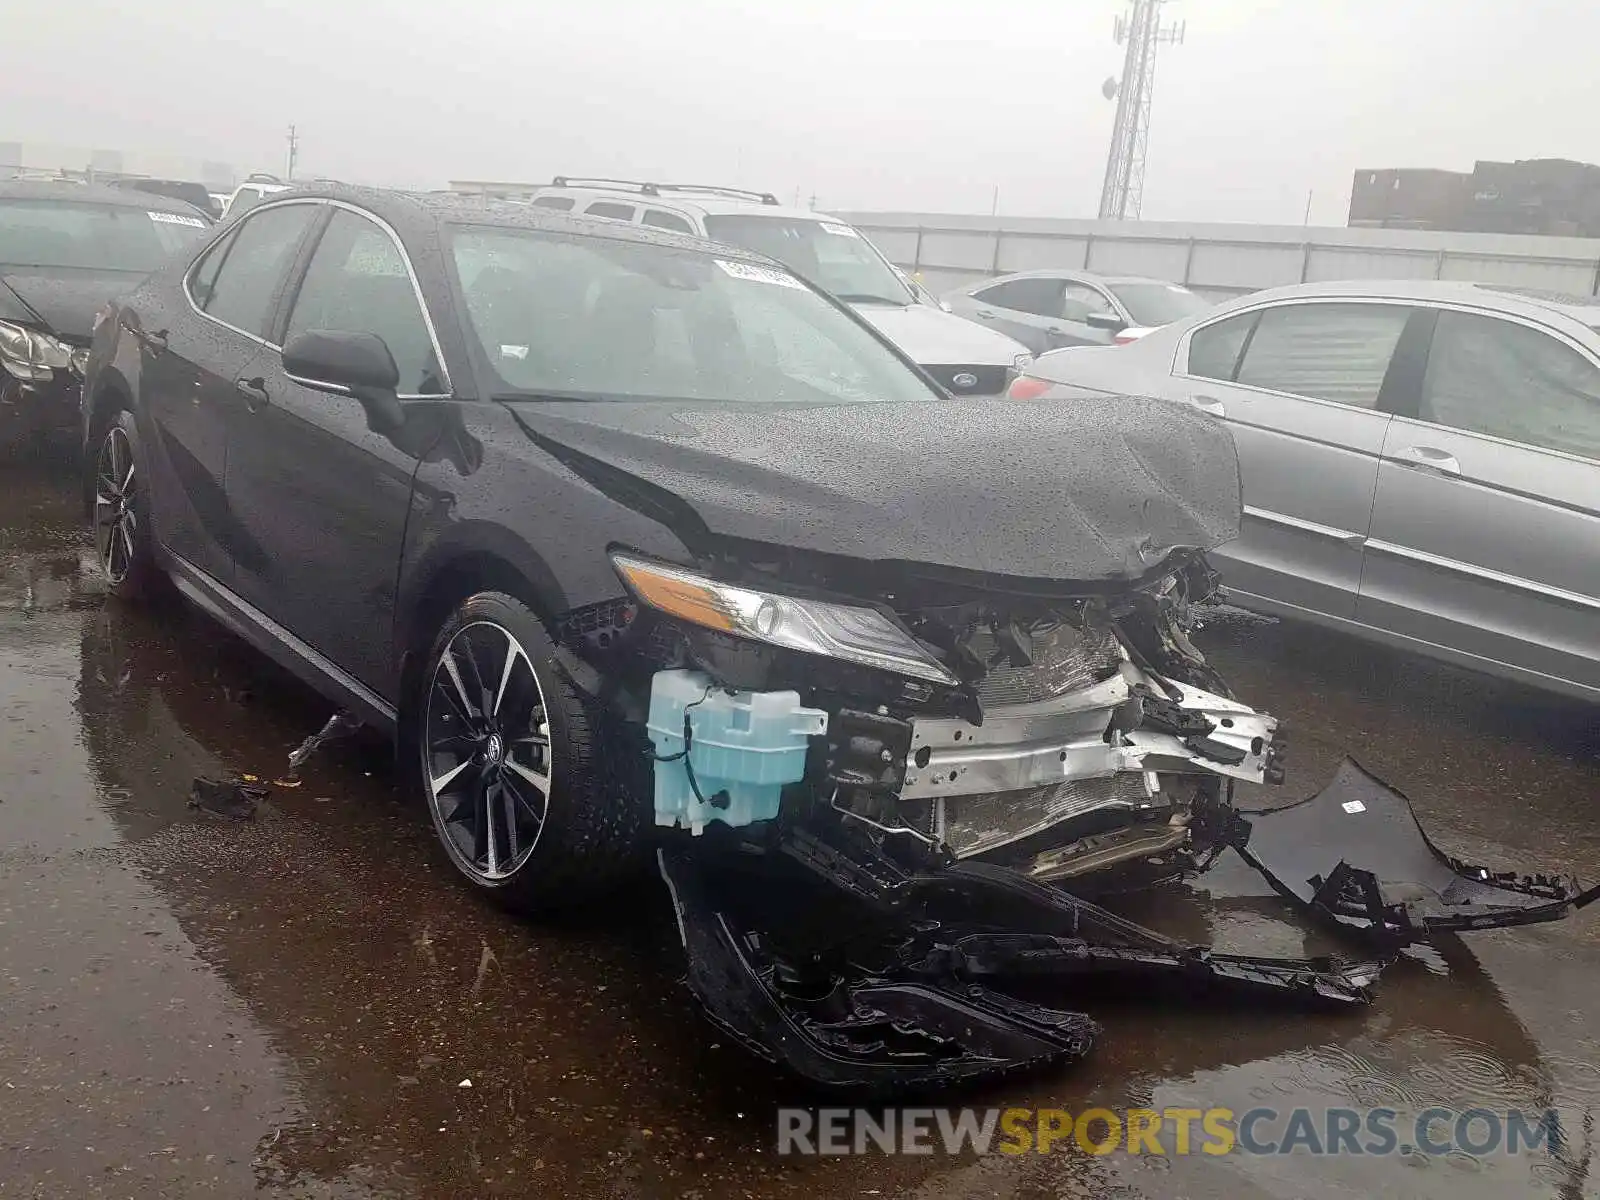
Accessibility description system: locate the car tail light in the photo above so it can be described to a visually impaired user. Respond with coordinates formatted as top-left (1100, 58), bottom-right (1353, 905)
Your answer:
top-left (1112, 332), bottom-right (1139, 346)
top-left (1006, 375), bottom-right (1053, 401)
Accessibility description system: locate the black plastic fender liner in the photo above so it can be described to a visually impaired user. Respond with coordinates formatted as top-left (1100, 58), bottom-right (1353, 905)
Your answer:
top-left (1233, 758), bottom-right (1594, 943)
top-left (656, 848), bottom-right (1099, 1093)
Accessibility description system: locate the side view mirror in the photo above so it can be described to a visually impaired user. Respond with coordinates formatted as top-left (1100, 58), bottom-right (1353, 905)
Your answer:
top-left (1085, 311), bottom-right (1127, 333)
top-left (282, 330), bottom-right (406, 432)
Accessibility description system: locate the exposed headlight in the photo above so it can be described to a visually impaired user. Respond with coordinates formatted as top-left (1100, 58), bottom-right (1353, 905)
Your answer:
top-left (612, 553), bottom-right (958, 685)
top-left (0, 319), bottom-right (73, 382)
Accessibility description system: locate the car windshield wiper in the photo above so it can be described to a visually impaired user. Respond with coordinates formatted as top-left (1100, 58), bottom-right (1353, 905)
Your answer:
top-left (834, 293), bottom-right (909, 306)
top-left (491, 389), bottom-right (600, 404)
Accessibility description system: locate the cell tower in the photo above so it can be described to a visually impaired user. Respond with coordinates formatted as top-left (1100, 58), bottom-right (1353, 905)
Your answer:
top-left (1097, 0), bottom-right (1186, 220)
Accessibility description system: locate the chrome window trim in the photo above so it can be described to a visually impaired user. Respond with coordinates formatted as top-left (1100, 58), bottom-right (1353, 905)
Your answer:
top-left (184, 196), bottom-right (454, 396)
top-left (1364, 538), bottom-right (1600, 611)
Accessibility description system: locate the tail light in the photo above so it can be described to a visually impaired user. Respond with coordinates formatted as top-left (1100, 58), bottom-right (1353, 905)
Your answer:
top-left (1006, 375), bottom-right (1053, 401)
top-left (1112, 332), bottom-right (1139, 346)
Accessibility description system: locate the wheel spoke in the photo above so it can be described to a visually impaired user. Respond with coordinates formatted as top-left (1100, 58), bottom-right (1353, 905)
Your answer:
top-left (501, 771), bottom-right (546, 830)
top-left (430, 757), bottom-right (474, 795)
top-left (503, 757), bottom-right (549, 794)
top-left (471, 783), bottom-right (488, 866)
top-left (441, 651), bottom-right (477, 720)
top-left (459, 632), bottom-right (493, 715)
top-left (483, 782), bottom-right (501, 875)
top-left (501, 785), bottom-right (521, 861)
top-left (119, 521), bottom-right (136, 568)
top-left (493, 630), bottom-right (522, 717)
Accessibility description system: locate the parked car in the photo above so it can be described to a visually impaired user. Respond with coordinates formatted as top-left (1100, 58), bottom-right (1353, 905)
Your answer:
top-left (0, 180), bottom-right (210, 447)
top-left (108, 177), bottom-right (221, 220)
top-left (83, 190), bottom-right (1595, 1088)
top-left (222, 173), bottom-right (291, 220)
top-left (1009, 279), bottom-right (1600, 703)
top-left (944, 269), bottom-right (1213, 354)
top-left (528, 178), bottom-right (1031, 396)
top-left (80, 183), bottom-right (1288, 912)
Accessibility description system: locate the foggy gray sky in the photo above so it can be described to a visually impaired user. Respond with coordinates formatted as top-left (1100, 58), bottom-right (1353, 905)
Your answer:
top-left (7, 0), bottom-right (1598, 225)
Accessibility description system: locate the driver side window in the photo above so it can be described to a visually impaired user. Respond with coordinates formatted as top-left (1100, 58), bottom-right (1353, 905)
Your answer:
top-left (284, 209), bottom-right (443, 395)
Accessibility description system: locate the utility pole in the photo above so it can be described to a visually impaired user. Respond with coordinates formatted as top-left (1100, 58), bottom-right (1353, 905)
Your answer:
top-left (285, 124), bottom-right (299, 181)
top-left (1097, 0), bottom-right (1185, 220)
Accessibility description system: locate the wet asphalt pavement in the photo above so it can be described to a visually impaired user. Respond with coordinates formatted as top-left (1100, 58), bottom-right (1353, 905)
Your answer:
top-left (2, 457), bottom-right (1597, 1199)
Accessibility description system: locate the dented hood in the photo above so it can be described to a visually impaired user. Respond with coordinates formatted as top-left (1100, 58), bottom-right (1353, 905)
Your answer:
top-left (507, 395), bottom-right (1242, 582)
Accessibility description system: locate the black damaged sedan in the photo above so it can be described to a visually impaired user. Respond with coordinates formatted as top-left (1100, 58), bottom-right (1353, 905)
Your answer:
top-left (81, 186), bottom-right (1591, 1090)
top-left (1, 180), bottom-right (209, 447)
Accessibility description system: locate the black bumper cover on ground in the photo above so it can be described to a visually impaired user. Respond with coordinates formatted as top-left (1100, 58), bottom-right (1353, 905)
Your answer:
top-left (1234, 758), bottom-right (1599, 943)
top-left (659, 833), bottom-right (1383, 1094)
top-left (659, 759), bottom-right (1593, 1093)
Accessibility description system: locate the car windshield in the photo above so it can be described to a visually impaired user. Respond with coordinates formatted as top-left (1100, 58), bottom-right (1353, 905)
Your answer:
top-left (700, 214), bottom-right (914, 305)
top-left (1108, 281), bottom-right (1211, 327)
top-left (450, 226), bottom-right (938, 405)
top-left (0, 200), bottom-right (208, 271)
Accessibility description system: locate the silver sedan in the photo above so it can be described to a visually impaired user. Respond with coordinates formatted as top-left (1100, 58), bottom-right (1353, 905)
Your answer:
top-left (1012, 279), bottom-right (1600, 703)
top-left (943, 269), bottom-right (1213, 354)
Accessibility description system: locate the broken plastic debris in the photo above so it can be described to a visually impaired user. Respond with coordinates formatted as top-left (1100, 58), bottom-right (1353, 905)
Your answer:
top-left (458, 1079), bottom-right (472, 1088)
top-left (188, 777), bottom-right (267, 821)
top-left (286, 712), bottom-right (363, 773)
top-left (1235, 758), bottom-right (1596, 942)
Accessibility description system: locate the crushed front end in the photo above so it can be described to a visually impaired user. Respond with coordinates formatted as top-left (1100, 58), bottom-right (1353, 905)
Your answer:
top-left (553, 547), bottom-right (1382, 1089)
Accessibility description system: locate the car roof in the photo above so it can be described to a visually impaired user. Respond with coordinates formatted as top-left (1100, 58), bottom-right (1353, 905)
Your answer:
top-left (0, 178), bottom-right (205, 215)
top-left (255, 184), bottom-right (794, 265)
top-left (956, 268), bottom-right (1177, 291)
top-left (536, 184), bottom-right (849, 225)
top-left (1214, 277), bottom-right (1600, 326)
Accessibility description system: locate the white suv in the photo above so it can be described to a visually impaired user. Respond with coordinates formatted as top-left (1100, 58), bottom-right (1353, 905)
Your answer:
top-left (222, 173), bottom-right (291, 220)
top-left (529, 177), bottom-right (1031, 397)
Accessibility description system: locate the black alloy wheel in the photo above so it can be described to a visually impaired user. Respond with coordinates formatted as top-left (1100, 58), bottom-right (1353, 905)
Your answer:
top-left (91, 411), bottom-right (161, 599)
top-left (423, 618), bottom-right (554, 881)
top-left (416, 591), bottom-right (646, 910)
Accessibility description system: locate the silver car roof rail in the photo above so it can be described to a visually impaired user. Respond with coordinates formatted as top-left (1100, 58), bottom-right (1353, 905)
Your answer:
top-left (549, 176), bottom-right (780, 205)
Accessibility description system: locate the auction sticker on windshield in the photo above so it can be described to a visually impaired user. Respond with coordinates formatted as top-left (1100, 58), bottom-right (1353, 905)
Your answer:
top-left (819, 222), bottom-right (861, 237)
top-left (148, 211), bottom-right (209, 228)
top-left (716, 259), bottom-right (806, 289)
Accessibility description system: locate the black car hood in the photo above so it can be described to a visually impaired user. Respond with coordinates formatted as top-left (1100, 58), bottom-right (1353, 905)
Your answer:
top-left (507, 395), bottom-right (1242, 584)
top-left (0, 267), bottom-right (145, 341)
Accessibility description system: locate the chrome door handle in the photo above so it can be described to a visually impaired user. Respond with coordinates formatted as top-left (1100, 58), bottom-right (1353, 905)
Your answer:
top-left (1393, 445), bottom-right (1461, 475)
top-left (1190, 394), bottom-right (1226, 418)
top-left (975, 309), bottom-right (996, 319)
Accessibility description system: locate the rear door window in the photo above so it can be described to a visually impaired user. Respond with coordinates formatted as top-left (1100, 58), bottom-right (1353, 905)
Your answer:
top-left (1234, 302), bottom-right (1412, 408)
top-left (974, 278), bottom-right (1066, 318)
top-left (641, 209), bottom-right (695, 234)
top-left (1420, 311), bottom-right (1600, 460)
top-left (584, 201), bottom-right (636, 221)
top-left (201, 203), bottom-right (317, 339)
top-left (1187, 311), bottom-right (1258, 381)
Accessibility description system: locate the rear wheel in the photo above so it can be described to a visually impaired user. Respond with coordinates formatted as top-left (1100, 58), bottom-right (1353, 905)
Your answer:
top-left (416, 591), bottom-right (645, 912)
top-left (91, 410), bottom-right (162, 600)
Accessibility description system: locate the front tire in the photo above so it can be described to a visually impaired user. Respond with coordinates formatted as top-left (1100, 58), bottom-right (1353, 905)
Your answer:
top-left (91, 410), bottom-right (162, 600)
top-left (415, 591), bottom-right (645, 912)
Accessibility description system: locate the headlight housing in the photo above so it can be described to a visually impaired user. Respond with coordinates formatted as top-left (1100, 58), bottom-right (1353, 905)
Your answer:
top-left (0, 319), bottom-right (75, 382)
top-left (612, 553), bottom-right (958, 685)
